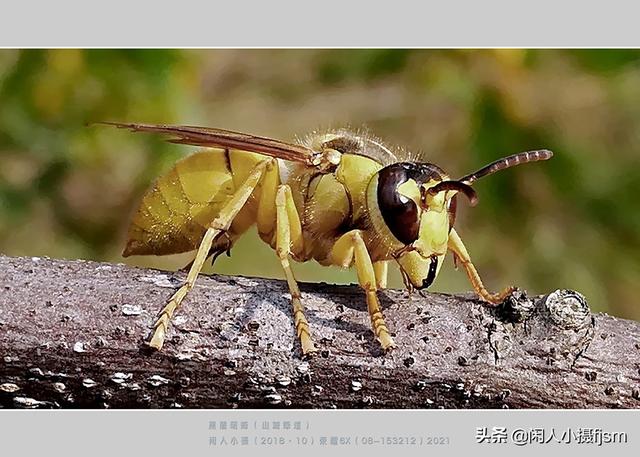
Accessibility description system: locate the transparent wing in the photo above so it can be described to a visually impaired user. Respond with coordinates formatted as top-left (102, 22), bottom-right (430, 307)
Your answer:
top-left (98, 122), bottom-right (320, 166)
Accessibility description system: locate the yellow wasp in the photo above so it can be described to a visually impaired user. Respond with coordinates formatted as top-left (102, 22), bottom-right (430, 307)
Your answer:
top-left (102, 122), bottom-right (553, 356)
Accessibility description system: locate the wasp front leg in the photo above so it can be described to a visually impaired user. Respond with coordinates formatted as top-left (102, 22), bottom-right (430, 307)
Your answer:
top-left (331, 231), bottom-right (396, 351)
top-left (148, 160), bottom-right (271, 349)
top-left (272, 185), bottom-right (317, 356)
top-left (448, 228), bottom-right (515, 305)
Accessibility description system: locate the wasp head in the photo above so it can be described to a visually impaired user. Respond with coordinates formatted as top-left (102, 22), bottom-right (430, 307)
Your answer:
top-left (368, 162), bottom-right (474, 290)
top-left (367, 149), bottom-right (553, 292)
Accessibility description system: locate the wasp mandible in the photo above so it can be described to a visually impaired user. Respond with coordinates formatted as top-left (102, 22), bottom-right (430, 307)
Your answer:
top-left (102, 122), bottom-right (553, 355)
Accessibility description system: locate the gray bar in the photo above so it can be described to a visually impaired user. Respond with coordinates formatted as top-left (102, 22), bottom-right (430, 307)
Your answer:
top-left (2, 1), bottom-right (640, 47)
top-left (0, 410), bottom-right (636, 456)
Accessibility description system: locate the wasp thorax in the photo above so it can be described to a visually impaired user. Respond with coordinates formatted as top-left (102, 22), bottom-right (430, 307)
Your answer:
top-left (373, 162), bottom-right (447, 246)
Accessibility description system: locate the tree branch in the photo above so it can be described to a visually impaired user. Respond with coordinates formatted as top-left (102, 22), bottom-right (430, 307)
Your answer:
top-left (1, 255), bottom-right (639, 409)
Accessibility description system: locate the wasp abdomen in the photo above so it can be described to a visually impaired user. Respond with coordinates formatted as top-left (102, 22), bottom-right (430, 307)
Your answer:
top-left (123, 149), bottom-right (265, 257)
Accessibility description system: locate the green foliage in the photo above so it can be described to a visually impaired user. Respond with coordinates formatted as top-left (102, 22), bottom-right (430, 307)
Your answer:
top-left (317, 49), bottom-right (411, 84)
top-left (571, 49), bottom-right (640, 73)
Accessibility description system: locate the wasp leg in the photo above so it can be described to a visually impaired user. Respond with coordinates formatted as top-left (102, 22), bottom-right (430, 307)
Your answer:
top-left (274, 184), bottom-right (317, 356)
top-left (448, 227), bottom-right (516, 305)
top-left (331, 231), bottom-right (396, 351)
top-left (149, 160), bottom-right (271, 350)
top-left (179, 232), bottom-right (232, 272)
top-left (373, 261), bottom-right (388, 290)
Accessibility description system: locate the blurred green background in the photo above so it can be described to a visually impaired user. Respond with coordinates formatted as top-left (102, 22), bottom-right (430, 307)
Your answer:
top-left (1, 49), bottom-right (639, 320)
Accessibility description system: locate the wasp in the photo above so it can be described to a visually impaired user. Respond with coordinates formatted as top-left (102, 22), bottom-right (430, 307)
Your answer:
top-left (101, 122), bottom-right (553, 356)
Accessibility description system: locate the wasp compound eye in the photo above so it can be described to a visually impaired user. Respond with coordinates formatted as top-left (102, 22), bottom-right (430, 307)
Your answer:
top-left (377, 162), bottom-right (445, 245)
top-left (377, 164), bottom-right (419, 244)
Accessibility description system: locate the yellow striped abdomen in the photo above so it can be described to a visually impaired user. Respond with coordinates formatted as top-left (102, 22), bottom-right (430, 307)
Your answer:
top-left (123, 148), bottom-right (264, 257)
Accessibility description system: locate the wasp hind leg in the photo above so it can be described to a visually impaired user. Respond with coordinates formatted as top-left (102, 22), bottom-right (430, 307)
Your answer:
top-left (447, 228), bottom-right (515, 305)
top-left (148, 160), bottom-right (271, 350)
top-left (273, 184), bottom-right (317, 356)
top-left (331, 231), bottom-right (396, 351)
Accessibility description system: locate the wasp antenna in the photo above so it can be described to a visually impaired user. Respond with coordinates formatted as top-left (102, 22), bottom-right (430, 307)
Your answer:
top-left (459, 149), bottom-right (553, 185)
top-left (427, 181), bottom-right (478, 206)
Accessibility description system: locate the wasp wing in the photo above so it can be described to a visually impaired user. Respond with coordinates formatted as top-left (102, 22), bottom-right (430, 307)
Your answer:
top-left (98, 122), bottom-right (320, 166)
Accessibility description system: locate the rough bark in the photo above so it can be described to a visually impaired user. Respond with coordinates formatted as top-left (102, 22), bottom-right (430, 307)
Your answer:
top-left (0, 254), bottom-right (639, 409)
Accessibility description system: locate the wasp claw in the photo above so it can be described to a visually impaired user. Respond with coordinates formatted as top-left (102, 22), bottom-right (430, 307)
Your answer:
top-left (379, 334), bottom-right (397, 352)
top-left (148, 331), bottom-right (165, 350)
